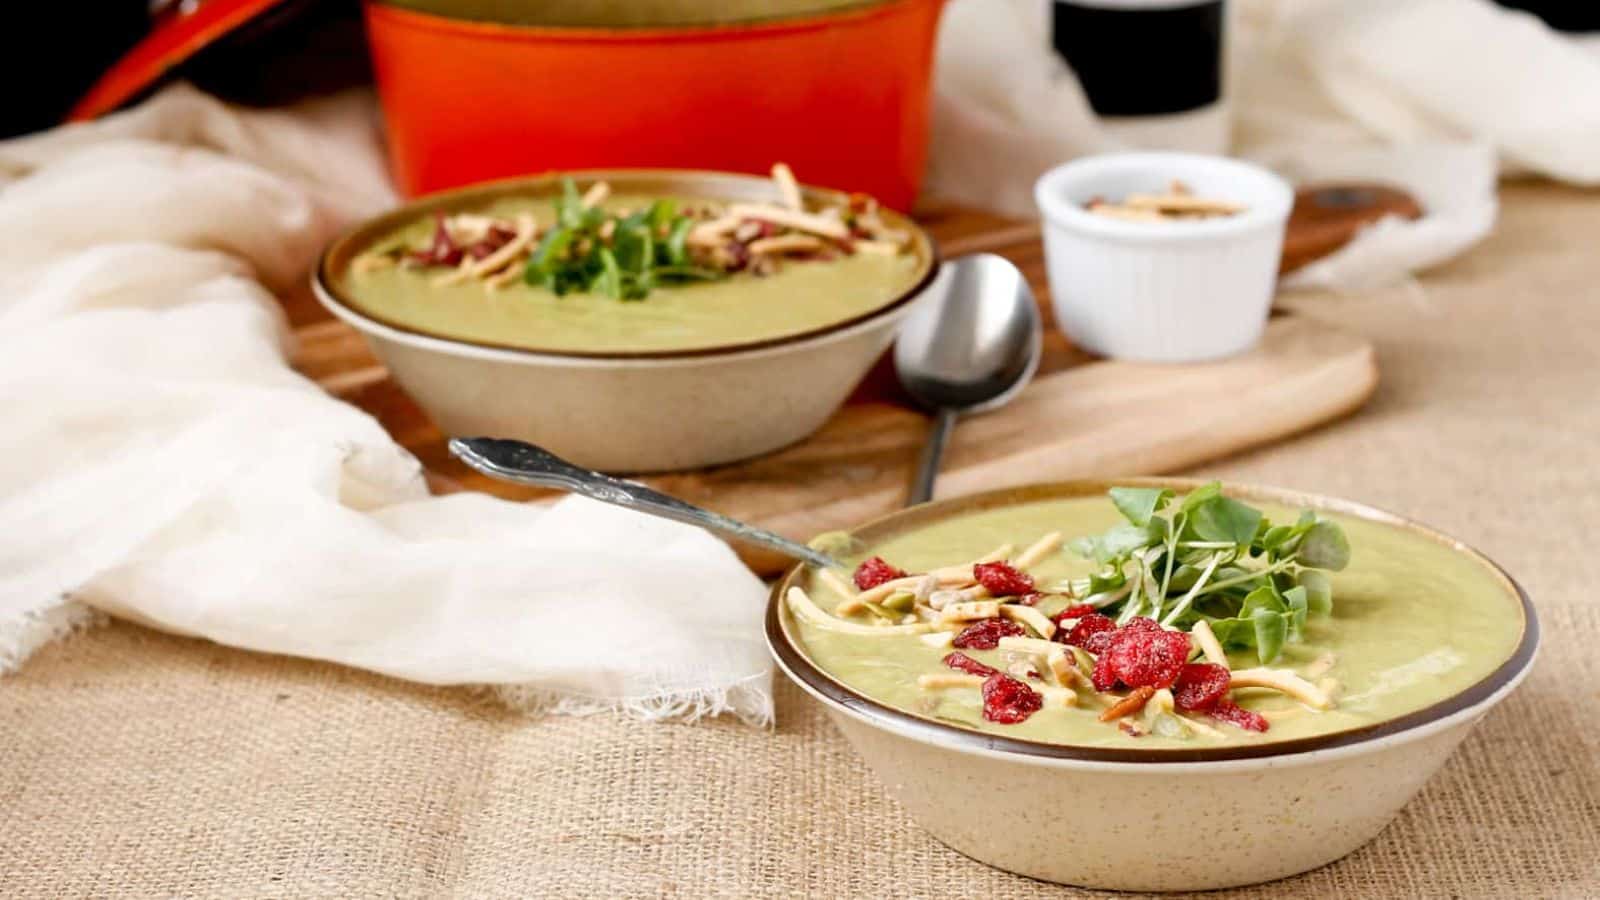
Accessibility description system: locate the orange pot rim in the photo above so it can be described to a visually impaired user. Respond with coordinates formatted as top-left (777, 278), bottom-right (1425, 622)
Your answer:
top-left (363, 0), bottom-right (933, 43)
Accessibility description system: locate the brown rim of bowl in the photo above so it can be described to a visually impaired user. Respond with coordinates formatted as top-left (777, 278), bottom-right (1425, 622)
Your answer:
top-left (766, 478), bottom-right (1540, 765)
top-left (366, 0), bottom-right (915, 39)
top-left (315, 168), bottom-right (941, 361)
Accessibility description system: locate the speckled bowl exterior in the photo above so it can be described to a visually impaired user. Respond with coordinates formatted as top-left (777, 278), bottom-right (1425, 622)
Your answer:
top-left (314, 170), bottom-right (939, 474)
top-left (766, 480), bottom-right (1539, 892)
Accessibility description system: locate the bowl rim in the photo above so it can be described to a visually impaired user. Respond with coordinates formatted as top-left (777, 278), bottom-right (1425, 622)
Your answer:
top-left (765, 477), bottom-right (1540, 766)
top-left (314, 168), bottom-right (941, 362)
top-left (1034, 151), bottom-right (1293, 243)
top-left (364, 0), bottom-right (924, 40)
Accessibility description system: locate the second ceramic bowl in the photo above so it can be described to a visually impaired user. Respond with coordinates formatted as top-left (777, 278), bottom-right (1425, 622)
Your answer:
top-left (314, 170), bottom-right (939, 473)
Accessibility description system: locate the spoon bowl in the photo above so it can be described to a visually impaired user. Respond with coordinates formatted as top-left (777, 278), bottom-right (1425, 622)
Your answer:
top-left (894, 253), bottom-right (1042, 504)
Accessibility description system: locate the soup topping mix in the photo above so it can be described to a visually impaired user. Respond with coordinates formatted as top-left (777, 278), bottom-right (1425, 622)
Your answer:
top-left (1086, 180), bottom-right (1244, 222)
top-left (352, 163), bottom-right (910, 300)
top-left (787, 483), bottom-right (1351, 740)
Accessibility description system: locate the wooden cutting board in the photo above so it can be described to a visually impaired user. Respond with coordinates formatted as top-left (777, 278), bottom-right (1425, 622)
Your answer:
top-left (286, 203), bottom-right (1379, 576)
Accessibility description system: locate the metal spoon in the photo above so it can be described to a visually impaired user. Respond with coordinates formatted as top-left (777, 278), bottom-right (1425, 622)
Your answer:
top-left (895, 253), bottom-right (1041, 505)
top-left (448, 437), bottom-right (843, 569)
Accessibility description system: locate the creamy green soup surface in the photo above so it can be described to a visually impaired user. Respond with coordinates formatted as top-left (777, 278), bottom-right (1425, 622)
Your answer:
top-left (788, 496), bottom-right (1525, 749)
top-left (337, 195), bottom-right (923, 355)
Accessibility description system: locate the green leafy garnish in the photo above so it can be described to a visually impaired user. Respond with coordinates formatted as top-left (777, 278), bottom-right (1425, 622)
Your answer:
top-left (1068, 482), bottom-right (1350, 664)
top-left (521, 178), bottom-right (727, 301)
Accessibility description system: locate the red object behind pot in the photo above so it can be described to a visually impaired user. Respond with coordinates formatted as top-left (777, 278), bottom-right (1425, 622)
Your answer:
top-left (364, 0), bottom-right (945, 210)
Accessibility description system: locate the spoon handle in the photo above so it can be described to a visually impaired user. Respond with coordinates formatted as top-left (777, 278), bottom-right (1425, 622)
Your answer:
top-left (908, 408), bottom-right (959, 506)
top-left (448, 437), bottom-right (842, 571)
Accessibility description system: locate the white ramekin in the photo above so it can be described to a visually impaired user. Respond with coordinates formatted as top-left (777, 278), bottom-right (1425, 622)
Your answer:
top-left (767, 479), bottom-right (1539, 892)
top-left (1034, 153), bottom-right (1293, 362)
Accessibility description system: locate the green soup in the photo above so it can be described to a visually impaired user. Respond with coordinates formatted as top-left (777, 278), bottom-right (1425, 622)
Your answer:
top-left (336, 195), bottom-right (924, 355)
top-left (788, 496), bottom-right (1525, 749)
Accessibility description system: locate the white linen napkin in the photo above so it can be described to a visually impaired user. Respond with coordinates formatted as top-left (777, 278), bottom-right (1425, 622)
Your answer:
top-left (927, 0), bottom-right (1600, 291)
top-left (0, 85), bottom-right (773, 725)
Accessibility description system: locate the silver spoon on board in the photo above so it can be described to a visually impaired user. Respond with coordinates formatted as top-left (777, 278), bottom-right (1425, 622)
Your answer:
top-left (895, 253), bottom-right (1042, 506)
top-left (448, 437), bottom-right (844, 570)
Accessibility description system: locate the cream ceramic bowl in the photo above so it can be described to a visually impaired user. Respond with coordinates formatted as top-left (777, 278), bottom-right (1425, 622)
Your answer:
top-left (313, 171), bottom-right (939, 473)
top-left (766, 480), bottom-right (1539, 892)
top-left (1034, 152), bottom-right (1293, 362)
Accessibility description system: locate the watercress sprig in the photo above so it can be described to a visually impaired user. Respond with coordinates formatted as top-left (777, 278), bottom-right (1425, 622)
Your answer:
top-left (1066, 483), bottom-right (1349, 664)
top-left (523, 178), bottom-right (724, 301)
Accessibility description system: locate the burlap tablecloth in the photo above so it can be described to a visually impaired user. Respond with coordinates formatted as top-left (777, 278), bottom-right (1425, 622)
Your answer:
top-left (5, 183), bottom-right (1598, 898)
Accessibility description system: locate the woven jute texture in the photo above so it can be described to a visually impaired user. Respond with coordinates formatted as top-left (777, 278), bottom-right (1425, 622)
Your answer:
top-left (4, 184), bottom-right (1599, 898)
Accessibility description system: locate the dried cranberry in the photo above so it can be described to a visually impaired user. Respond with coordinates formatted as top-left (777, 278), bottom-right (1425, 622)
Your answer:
top-left (1056, 603), bottom-right (1098, 620)
top-left (1060, 612), bottom-right (1116, 649)
top-left (1091, 654), bottom-right (1118, 692)
top-left (1212, 700), bottom-right (1269, 732)
top-left (852, 556), bottom-right (906, 591)
top-left (973, 561), bottom-right (1035, 597)
top-left (951, 617), bottom-right (1025, 650)
top-left (942, 652), bottom-right (998, 677)
top-left (1121, 616), bottom-right (1163, 633)
top-left (981, 674), bottom-right (1043, 724)
top-left (1173, 663), bottom-right (1231, 712)
top-left (412, 213), bottom-right (464, 267)
top-left (1016, 592), bottom-right (1045, 606)
top-left (1103, 628), bottom-right (1190, 690)
top-left (1082, 628), bottom-right (1118, 656)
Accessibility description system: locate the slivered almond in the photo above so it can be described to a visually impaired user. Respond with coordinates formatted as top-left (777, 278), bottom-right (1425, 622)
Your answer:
top-left (1123, 193), bottom-right (1243, 216)
top-left (919, 631), bottom-right (955, 649)
top-left (1013, 532), bottom-right (1064, 571)
top-left (726, 203), bottom-right (850, 239)
top-left (485, 264), bottom-right (524, 290)
top-left (771, 162), bottom-right (803, 212)
top-left (853, 239), bottom-right (903, 256)
top-left (918, 673), bottom-right (985, 690)
top-left (580, 181), bottom-right (610, 208)
top-left (748, 233), bottom-right (824, 256)
top-left (464, 215), bottom-right (537, 277)
top-left (1099, 686), bottom-right (1157, 722)
top-left (431, 256), bottom-right (476, 287)
top-left (929, 544), bottom-right (1014, 583)
top-left (787, 587), bottom-right (933, 636)
top-left (997, 636), bottom-right (1060, 657)
top-left (1046, 648), bottom-right (1091, 691)
top-left (940, 600), bottom-right (1001, 622)
top-left (1229, 667), bottom-right (1334, 709)
top-left (999, 604), bottom-right (1056, 639)
top-left (1191, 619), bottom-right (1229, 668)
top-left (687, 215), bottom-right (742, 246)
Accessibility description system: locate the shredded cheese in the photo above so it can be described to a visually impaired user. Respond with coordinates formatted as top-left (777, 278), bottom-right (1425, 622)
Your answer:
top-left (726, 202), bottom-right (850, 239)
top-left (998, 605), bottom-right (1056, 639)
top-left (771, 162), bottom-right (803, 212)
top-left (1013, 532), bottom-right (1064, 571)
top-left (748, 233), bottom-right (824, 256)
top-left (918, 673), bottom-right (984, 690)
top-left (1229, 667), bottom-right (1334, 709)
top-left (787, 587), bottom-right (933, 636)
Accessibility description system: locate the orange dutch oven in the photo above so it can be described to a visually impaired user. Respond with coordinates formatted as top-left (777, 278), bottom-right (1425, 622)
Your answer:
top-left (364, 0), bottom-right (946, 210)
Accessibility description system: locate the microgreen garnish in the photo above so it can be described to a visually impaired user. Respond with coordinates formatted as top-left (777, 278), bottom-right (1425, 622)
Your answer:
top-left (1066, 483), bottom-right (1350, 664)
top-left (523, 179), bottom-right (724, 301)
